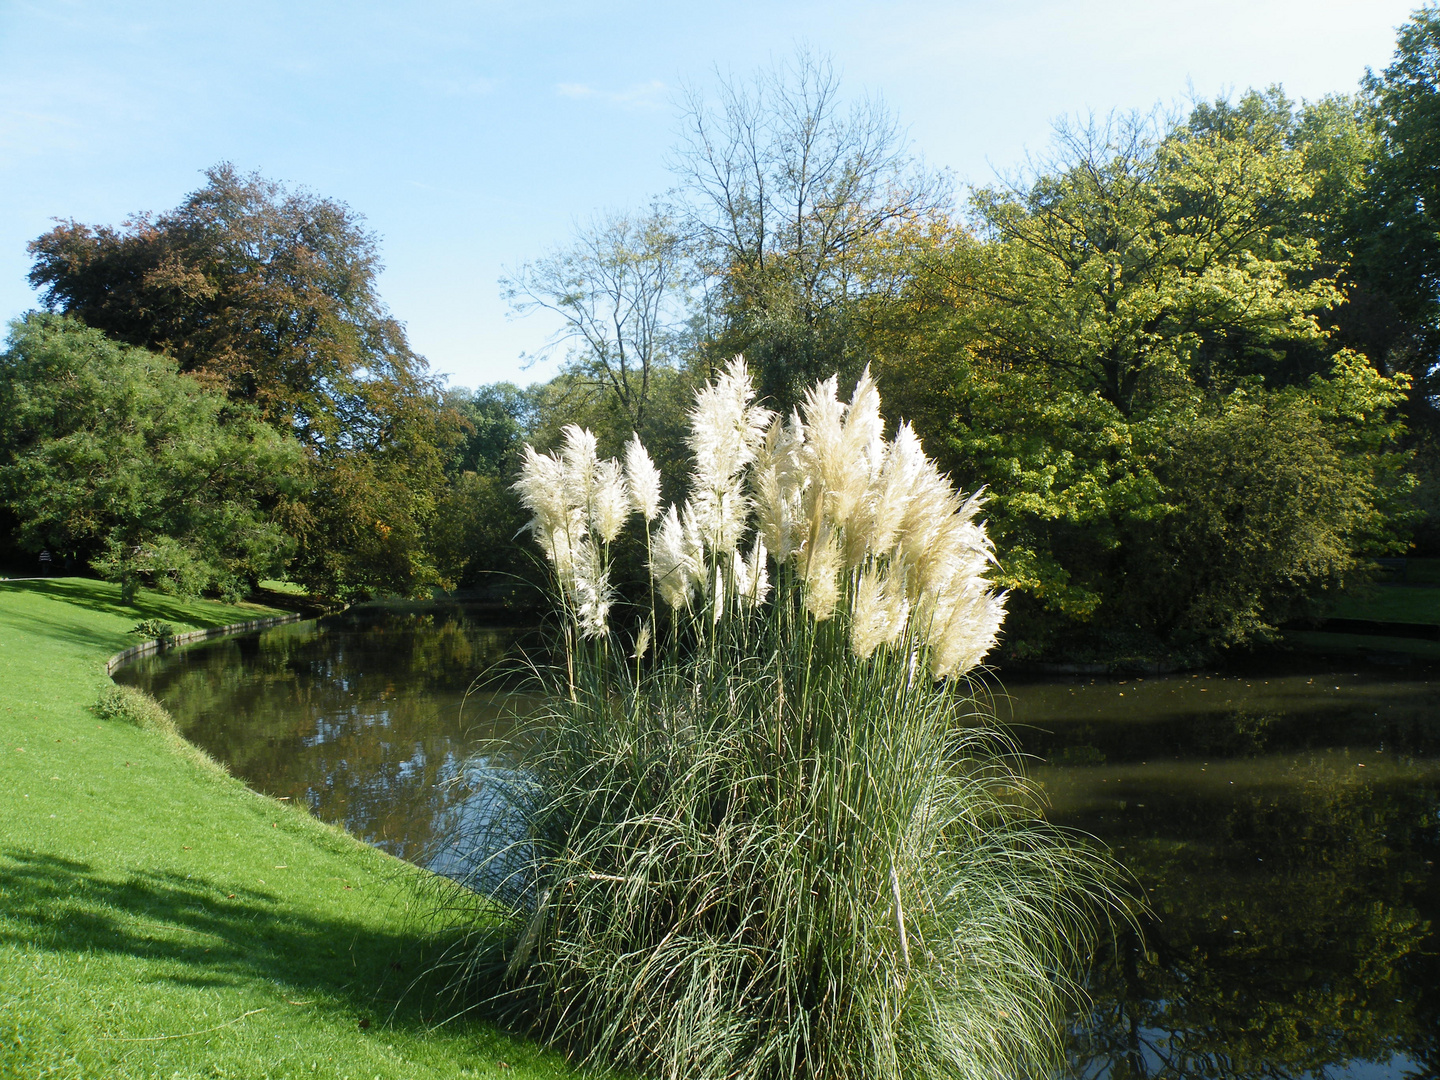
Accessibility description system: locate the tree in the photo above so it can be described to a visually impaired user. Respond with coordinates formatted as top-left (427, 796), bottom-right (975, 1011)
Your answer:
top-left (674, 49), bottom-right (946, 408)
top-left (445, 383), bottom-right (534, 479)
top-left (0, 315), bottom-right (300, 599)
top-left (28, 163), bottom-right (430, 447)
top-left (871, 108), bottom-right (1413, 657)
top-left (503, 209), bottom-right (686, 432)
top-left (969, 108), bottom-right (1341, 414)
top-left (27, 165), bottom-right (464, 598)
top-left (1357, 4), bottom-right (1440, 393)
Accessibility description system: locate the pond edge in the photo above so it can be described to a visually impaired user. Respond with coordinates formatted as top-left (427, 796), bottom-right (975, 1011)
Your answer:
top-left (105, 612), bottom-right (305, 675)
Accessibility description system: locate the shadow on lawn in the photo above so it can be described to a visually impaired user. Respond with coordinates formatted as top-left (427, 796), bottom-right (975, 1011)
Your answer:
top-left (0, 846), bottom-right (450, 1028)
top-left (0, 605), bottom-right (138, 661)
top-left (0, 578), bottom-right (262, 631)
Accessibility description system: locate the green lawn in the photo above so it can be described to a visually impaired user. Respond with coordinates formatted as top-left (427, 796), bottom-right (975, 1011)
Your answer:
top-left (1285, 629), bottom-right (1440, 661)
top-left (257, 579), bottom-right (310, 596)
top-left (1326, 583), bottom-right (1440, 627)
top-left (0, 578), bottom-right (575, 1080)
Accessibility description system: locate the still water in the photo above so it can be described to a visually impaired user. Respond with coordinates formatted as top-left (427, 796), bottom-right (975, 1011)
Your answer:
top-left (114, 602), bottom-right (538, 863)
top-left (116, 604), bottom-right (1440, 1079)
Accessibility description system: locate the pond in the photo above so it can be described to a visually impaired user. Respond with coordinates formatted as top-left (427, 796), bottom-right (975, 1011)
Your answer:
top-left (115, 603), bottom-right (1440, 1079)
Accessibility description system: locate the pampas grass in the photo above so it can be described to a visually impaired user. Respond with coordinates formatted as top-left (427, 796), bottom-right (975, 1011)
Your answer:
top-left (430, 359), bottom-right (1115, 1079)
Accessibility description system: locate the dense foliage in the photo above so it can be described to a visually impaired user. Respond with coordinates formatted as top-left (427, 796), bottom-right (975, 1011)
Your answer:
top-left (0, 315), bottom-right (299, 599)
top-left (870, 105), bottom-right (1415, 656)
top-left (23, 166), bottom-right (462, 599)
top-left (6, 11), bottom-right (1437, 654)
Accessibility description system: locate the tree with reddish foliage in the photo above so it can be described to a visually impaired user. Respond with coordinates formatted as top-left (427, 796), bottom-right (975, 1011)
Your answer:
top-left (28, 165), bottom-right (462, 598)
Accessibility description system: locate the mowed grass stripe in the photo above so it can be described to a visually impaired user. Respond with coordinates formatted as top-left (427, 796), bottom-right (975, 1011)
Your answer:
top-left (0, 578), bottom-right (574, 1080)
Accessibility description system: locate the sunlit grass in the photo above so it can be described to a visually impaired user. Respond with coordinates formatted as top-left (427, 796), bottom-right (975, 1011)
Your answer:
top-left (0, 578), bottom-right (580, 1079)
top-left (1326, 583), bottom-right (1440, 625)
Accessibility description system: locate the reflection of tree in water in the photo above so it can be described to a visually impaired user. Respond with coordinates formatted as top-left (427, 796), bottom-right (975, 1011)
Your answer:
top-left (1189, 709), bottom-right (1277, 758)
top-left (115, 605), bottom-right (529, 861)
top-left (1065, 762), bottom-right (1440, 1078)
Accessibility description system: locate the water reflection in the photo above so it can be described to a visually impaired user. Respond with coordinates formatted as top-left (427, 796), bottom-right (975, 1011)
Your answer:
top-left (114, 602), bottom-right (536, 863)
top-left (1004, 671), bottom-right (1440, 1079)
top-left (116, 617), bottom-right (1440, 1078)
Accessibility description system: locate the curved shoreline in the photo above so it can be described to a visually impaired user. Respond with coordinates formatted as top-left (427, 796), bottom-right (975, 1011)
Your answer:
top-left (105, 611), bottom-right (306, 675)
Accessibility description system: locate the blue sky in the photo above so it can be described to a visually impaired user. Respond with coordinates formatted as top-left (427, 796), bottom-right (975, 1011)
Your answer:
top-left (0, 0), bottom-right (1424, 390)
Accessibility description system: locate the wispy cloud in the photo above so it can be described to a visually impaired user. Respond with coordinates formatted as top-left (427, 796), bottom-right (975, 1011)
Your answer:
top-left (554, 79), bottom-right (667, 109)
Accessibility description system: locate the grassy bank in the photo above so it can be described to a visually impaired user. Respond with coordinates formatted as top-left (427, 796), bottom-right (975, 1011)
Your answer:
top-left (0, 578), bottom-right (574, 1080)
top-left (1282, 558), bottom-right (1440, 660)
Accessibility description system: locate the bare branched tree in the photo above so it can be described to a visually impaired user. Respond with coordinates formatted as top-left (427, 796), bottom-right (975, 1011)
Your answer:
top-left (502, 209), bottom-right (685, 430)
top-left (673, 49), bottom-right (948, 321)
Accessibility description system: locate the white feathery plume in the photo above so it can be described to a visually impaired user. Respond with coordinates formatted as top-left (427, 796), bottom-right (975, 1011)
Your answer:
top-left (753, 413), bottom-right (808, 565)
top-left (925, 580), bottom-right (1005, 680)
top-left (632, 620), bottom-right (652, 660)
top-left (796, 372), bottom-right (886, 561)
top-left (734, 536), bottom-right (771, 610)
top-left (895, 468), bottom-right (961, 593)
top-left (547, 527), bottom-right (582, 584)
top-left (515, 444), bottom-right (590, 584)
top-left (802, 528), bottom-right (843, 622)
top-left (651, 504), bottom-right (702, 610)
top-left (798, 376), bottom-right (845, 533)
top-left (870, 423), bottom-right (927, 559)
top-left (624, 434), bottom-right (662, 522)
top-left (514, 445), bottom-right (570, 537)
top-left (849, 565), bottom-right (911, 660)
top-left (571, 541), bottom-right (612, 638)
top-left (559, 425), bottom-right (599, 509)
top-left (850, 565), bottom-right (889, 660)
top-left (710, 561), bottom-right (727, 624)
top-left (913, 490), bottom-right (993, 611)
top-left (832, 369), bottom-right (886, 552)
top-left (687, 357), bottom-right (773, 491)
top-left (690, 480), bottom-right (749, 556)
top-left (591, 458), bottom-right (629, 543)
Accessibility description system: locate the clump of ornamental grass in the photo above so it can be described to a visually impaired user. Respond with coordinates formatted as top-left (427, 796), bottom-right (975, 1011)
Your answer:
top-left (95, 683), bottom-right (176, 733)
top-left (428, 360), bottom-right (1114, 1080)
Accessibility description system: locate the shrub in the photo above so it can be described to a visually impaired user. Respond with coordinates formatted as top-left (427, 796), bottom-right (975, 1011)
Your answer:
top-left (94, 684), bottom-right (176, 736)
top-left (130, 619), bottom-right (177, 644)
top-left (432, 361), bottom-right (1114, 1079)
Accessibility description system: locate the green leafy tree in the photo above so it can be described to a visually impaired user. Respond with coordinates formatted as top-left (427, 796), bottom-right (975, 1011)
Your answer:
top-left (430, 384), bottom-right (536, 595)
top-left (445, 383), bottom-right (533, 479)
top-left (874, 110), bottom-right (1412, 657)
top-left (1350, 6), bottom-right (1440, 552)
top-left (26, 165), bottom-right (463, 597)
top-left (1356, 5), bottom-right (1440, 386)
top-left (27, 163), bottom-right (426, 445)
top-left (0, 314), bottom-right (300, 599)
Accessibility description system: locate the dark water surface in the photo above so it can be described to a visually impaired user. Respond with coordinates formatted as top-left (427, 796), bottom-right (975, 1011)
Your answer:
top-left (116, 606), bottom-right (1440, 1079)
top-left (114, 602), bottom-right (538, 863)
